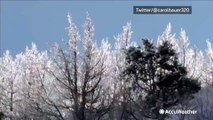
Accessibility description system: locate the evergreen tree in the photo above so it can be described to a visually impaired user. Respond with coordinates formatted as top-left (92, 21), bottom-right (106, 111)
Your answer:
top-left (123, 38), bottom-right (201, 119)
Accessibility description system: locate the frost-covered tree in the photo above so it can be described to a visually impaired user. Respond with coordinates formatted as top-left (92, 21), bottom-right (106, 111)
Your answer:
top-left (158, 24), bottom-right (204, 82)
top-left (47, 13), bottom-right (112, 120)
top-left (204, 40), bottom-right (213, 86)
top-left (0, 51), bottom-right (18, 119)
top-left (178, 29), bottom-right (204, 84)
top-left (157, 23), bottom-right (177, 50)
top-left (13, 43), bottom-right (52, 119)
top-left (0, 44), bottom-right (52, 120)
top-left (111, 22), bottom-right (140, 120)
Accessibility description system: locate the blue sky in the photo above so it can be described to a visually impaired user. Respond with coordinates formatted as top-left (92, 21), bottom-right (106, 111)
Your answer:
top-left (1, 1), bottom-right (213, 56)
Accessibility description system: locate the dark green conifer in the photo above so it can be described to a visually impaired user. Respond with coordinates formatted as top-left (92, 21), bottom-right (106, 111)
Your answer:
top-left (123, 39), bottom-right (201, 119)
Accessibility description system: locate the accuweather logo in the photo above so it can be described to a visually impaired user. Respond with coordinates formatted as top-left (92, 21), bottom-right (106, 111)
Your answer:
top-left (159, 109), bottom-right (165, 114)
top-left (159, 109), bottom-right (197, 115)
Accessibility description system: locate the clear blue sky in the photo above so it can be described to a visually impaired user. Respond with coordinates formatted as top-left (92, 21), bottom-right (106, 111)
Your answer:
top-left (1, 1), bottom-right (213, 56)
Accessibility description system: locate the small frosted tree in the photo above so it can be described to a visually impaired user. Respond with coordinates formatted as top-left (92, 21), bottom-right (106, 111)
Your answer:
top-left (0, 51), bottom-right (17, 119)
top-left (112, 22), bottom-right (139, 120)
top-left (205, 40), bottom-right (213, 86)
top-left (13, 43), bottom-right (53, 119)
